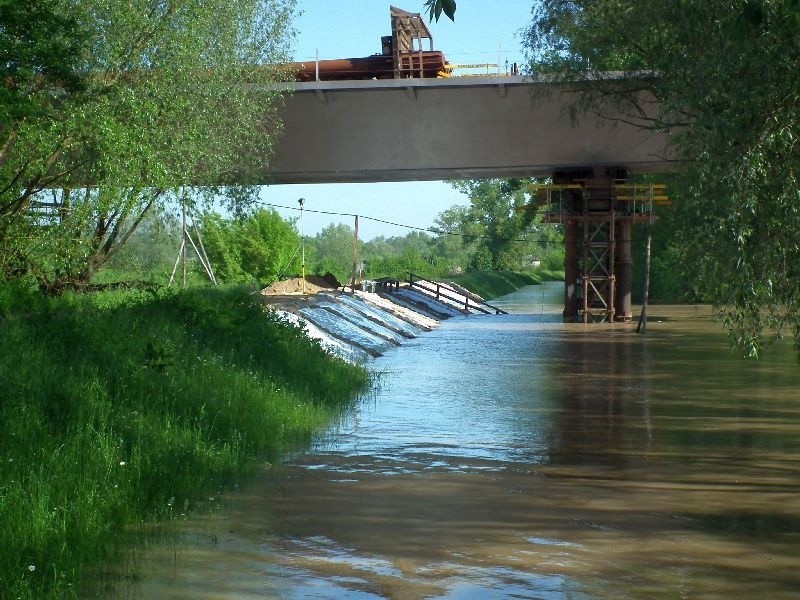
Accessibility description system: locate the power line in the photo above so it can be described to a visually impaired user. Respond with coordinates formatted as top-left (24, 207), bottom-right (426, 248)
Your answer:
top-left (258, 200), bottom-right (660, 246)
top-left (4, 200), bottom-right (659, 247)
top-left (259, 200), bottom-right (565, 246)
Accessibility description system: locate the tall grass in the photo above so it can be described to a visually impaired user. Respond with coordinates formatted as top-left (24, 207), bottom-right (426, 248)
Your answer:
top-left (448, 269), bottom-right (564, 300)
top-left (0, 283), bottom-right (368, 599)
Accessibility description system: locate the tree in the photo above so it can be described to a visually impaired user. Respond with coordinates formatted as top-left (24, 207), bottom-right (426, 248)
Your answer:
top-left (1, 0), bottom-right (296, 288)
top-left (102, 204), bottom-right (182, 282)
top-left (0, 0), bottom-right (92, 221)
top-left (311, 223), bottom-right (355, 285)
top-left (362, 231), bottom-right (443, 279)
top-left (429, 205), bottom-right (477, 273)
top-left (199, 208), bottom-right (301, 285)
top-left (523, 0), bottom-right (800, 357)
top-left (20, 186), bottom-right (171, 290)
top-left (447, 179), bottom-right (549, 272)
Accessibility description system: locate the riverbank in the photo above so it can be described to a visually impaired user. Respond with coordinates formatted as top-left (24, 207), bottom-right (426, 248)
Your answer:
top-left (257, 272), bottom-right (542, 360)
top-left (0, 284), bottom-right (369, 599)
top-left (449, 269), bottom-right (564, 300)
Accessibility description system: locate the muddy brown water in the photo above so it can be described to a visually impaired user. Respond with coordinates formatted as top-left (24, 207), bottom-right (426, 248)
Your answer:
top-left (104, 284), bottom-right (800, 599)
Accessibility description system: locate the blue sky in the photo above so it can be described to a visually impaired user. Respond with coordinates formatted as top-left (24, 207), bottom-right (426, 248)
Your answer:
top-left (262, 1), bottom-right (535, 240)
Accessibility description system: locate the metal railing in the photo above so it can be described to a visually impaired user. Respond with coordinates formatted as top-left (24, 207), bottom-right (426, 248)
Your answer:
top-left (406, 273), bottom-right (507, 315)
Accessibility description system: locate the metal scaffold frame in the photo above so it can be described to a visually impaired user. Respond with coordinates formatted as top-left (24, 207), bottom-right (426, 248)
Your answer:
top-left (581, 209), bottom-right (617, 323)
top-left (529, 176), bottom-right (668, 323)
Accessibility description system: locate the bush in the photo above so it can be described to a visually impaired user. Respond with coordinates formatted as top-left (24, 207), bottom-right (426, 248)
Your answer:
top-left (200, 209), bottom-right (302, 286)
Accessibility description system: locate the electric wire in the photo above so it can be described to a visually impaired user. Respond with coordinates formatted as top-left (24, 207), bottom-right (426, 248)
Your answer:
top-left (6, 196), bottom-right (661, 247)
top-left (258, 200), bottom-right (566, 246)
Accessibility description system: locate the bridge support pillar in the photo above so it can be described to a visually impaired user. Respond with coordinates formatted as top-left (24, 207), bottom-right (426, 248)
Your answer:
top-left (541, 167), bottom-right (654, 323)
top-left (615, 219), bottom-right (633, 321)
top-left (563, 218), bottom-right (579, 322)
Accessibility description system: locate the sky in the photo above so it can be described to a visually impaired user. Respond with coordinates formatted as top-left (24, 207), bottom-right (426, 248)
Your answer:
top-left (261, 0), bottom-right (535, 240)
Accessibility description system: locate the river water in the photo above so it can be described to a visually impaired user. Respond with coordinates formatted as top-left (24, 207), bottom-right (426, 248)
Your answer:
top-left (108, 283), bottom-right (800, 599)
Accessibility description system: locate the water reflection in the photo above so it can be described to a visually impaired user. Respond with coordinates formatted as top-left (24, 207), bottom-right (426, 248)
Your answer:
top-left (104, 285), bottom-right (800, 599)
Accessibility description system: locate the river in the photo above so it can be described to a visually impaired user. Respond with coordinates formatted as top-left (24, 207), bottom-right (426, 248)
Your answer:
top-left (106, 283), bottom-right (800, 599)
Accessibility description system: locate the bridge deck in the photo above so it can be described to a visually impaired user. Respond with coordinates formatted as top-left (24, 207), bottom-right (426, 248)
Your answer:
top-left (264, 76), bottom-right (671, 184)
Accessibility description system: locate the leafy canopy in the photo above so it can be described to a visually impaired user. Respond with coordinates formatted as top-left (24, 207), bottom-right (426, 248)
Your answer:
top-left (448, 179), bottom-right (560, 272)
top-left (199, 208), bottom-right (301, 286)
top-left (524, 0), bottom-right (800, 357)
top-left (1, 0), bottom-right (296, 289)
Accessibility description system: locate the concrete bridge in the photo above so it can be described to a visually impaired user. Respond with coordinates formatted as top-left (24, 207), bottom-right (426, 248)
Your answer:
top-left (265, 74), bottom-right (672, 324)
top-left (265, 75), bottom-right (671, 185)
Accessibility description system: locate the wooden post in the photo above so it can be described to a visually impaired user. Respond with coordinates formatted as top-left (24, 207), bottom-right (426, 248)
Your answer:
top-left (192, 220), bottom-right (217, 285)
top-left (168, 238), bottom-right (186, 287)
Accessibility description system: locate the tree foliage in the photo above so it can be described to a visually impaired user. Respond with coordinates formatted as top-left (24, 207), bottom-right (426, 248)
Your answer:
top-left (362, 231), bottom-right (442, 279)
top-left (101, 204), bottom-right (182, 282)
top-left (423, 0), bottom-right (456, 22)
top-left (0, 0), bottom-right (89, 129)
top-left (311, 223), bottom-right (355, 285)
top-left (445, 179), bottom-right (561, 272)
top-left (22, 187), bottom-right (169, 291)
top-left (1, 0), bottom-right (296, 288)
top-left (199, 208), bottom-right (301, 285)
top-left (429, 205), bottom-right (476, 273)
top-left (524, 0), bottom-right (800, 357)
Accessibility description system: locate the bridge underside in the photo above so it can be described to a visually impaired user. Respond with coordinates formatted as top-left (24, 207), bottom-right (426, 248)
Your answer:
top-left (264, 76), bottom-right (670, 185)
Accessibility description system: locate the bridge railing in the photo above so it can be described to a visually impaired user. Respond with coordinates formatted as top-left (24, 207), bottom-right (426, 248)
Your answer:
top-left (406, 273), bottom-right (507, 315)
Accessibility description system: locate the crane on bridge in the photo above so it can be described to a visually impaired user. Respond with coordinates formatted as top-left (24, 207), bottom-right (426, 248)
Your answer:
top-left (291, 6), bottom-right (448, 81)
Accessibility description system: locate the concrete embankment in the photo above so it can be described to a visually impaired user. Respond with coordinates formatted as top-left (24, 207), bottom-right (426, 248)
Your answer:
top-left (261, 279), bottom-right (494, 362)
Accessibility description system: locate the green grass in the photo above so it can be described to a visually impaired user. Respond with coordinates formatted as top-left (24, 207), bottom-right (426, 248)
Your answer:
top-left (0, 283), bottom-right (369, 599)
top-left (448, 269), bottom-right (564, 300)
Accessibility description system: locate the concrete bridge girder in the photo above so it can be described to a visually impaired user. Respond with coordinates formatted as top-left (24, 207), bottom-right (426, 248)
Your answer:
top-left (264, 76), bottom-right (670, 185)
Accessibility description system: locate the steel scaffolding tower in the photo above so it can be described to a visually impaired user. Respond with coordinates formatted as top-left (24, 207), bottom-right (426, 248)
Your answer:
top-left (531, 168), bottom-right (667, 323)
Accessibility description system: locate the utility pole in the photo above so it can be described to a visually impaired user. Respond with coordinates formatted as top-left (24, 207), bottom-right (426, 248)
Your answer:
top-left (351, 214), bottom-right (359, 293)
top-left (298, 198), bottom-right (306, 294)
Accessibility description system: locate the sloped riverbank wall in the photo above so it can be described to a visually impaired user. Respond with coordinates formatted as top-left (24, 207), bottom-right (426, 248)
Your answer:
top-left (261, 281), bottom-right (493, 362)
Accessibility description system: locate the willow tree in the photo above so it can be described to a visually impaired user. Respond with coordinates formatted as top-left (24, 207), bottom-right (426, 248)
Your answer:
top-left (0, 0), bottom-right (296, 288)
top-left (523, 0), bottom-right (800, 357)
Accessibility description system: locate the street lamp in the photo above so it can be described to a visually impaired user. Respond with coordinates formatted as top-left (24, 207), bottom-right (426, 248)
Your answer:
top-left (298, 198), bottom-right (305, 294)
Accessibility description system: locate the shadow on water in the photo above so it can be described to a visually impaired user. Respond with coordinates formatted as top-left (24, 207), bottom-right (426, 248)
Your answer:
top-left (100, 285), bottom-right (800, 599)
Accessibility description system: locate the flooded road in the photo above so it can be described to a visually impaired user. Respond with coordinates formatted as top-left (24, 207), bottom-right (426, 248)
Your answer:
top-left (110, 284), bottom-right (800, 599)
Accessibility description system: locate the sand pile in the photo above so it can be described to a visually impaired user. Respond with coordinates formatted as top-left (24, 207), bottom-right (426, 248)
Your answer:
top-left (261, 274), bottom-right (340, 296)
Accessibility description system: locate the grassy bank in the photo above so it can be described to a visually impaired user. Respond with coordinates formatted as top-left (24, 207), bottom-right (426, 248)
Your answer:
top-left (0, 284), bottom-right (369, 599)
top-left (449, 269), bottom-right (563, 300)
